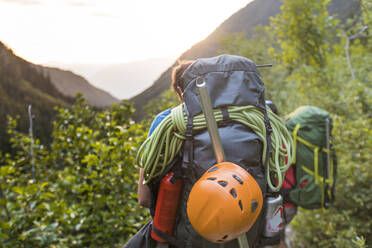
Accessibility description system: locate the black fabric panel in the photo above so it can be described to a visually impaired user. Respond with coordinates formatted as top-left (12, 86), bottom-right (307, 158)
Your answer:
top-left (192, 124), bottom-right (263, 171)
top-left (182, 55), bottom-right (266, 117)
top-left (182, 54), bottom-right (259, 85)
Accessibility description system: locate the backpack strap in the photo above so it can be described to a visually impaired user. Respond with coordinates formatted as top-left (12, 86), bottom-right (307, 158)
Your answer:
top-left (219, 107), bottom-right (233, 126)
top-left (263, 109), bottom-right (272, 189)
top-left (151, 224), bottom-right (185, 248)
top-left (182, 115), bottom-right (193, 171)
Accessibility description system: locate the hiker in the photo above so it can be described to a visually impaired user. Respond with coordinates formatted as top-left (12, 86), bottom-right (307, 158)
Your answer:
top-left (125, 55), bottom-right (295, 248)
top-left (137, 60), bottom-right (194, 210)
top-left (124, 60), bottom-right (193, 248)
top-left (283, 106), bottom-right (337, 210)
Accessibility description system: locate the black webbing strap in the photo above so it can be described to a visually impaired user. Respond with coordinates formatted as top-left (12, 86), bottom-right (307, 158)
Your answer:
top-left (151, 224), bottom-right (184, 248)
top-left (182, 115), bottom-right (193, 170)
top-left (218, 107), bottom-right (233, 127)
top-left (254, 109), bottom-right (274, 247)
top-left (263, 109), bottom-right (273, 161)
top-left (263, 109), bottom-right (272, 190)
top-left (221, 106), bottom-right (230, 121)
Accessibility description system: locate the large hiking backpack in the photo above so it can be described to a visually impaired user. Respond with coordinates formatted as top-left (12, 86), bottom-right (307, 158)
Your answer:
top-left (176, 55), bottom-right (269, 248)
top-left (137, 55), bottom-right (294, 248)
top-left (284, 106), bottom-right (337, 209)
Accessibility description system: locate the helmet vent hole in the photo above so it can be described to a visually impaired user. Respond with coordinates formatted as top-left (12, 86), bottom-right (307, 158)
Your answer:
top-left (230, 188), bottom-right (237, 198)
top-left (208, 166), bottom-right (219, 173)
top-left (232, 174), bottom-right (243, 184)
top-left (207, 177), bottom-right (217, 181)
top-left (251, 200), bottom-right (259, 213)
top-left (217, 235), bottom-right (229, 243)
top-left (238, 200), bottom-right (243, 211)
top-left (217, 181), bottom-right (228, 187)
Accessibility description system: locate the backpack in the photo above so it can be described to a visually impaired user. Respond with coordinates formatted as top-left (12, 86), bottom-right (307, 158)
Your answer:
top-left (284, 106), bottom-right (337, 209)
top-left (177, 55), bottom-right (293, 247)
top-left (137, 54), bottom-right (294, 248)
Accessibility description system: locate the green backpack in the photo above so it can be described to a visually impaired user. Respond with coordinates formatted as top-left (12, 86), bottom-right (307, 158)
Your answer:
top-left (285, 106), bottom-right (337, 209)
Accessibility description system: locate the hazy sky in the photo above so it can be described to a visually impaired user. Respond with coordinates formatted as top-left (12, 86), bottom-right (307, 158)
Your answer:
top-left (0, 0), bottom-right (252, 65)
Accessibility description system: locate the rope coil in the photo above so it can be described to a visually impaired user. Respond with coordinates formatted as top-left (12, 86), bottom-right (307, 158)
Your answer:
top-left (137, 104), bottom-right (294, 191)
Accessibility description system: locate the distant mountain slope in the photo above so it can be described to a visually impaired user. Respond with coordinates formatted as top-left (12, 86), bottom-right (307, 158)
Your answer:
top-left (36, 66), bottom-right (120, 107)
top-left (0, 41), bottom-right (73, 152)
top-left (130, 0), bottom-right (359, 120)
top-left (90, 56), bottom-right (177, 99)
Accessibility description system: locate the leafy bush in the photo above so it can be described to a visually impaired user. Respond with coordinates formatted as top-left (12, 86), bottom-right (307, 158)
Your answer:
top-left (0, 96), bottom-right (149, 247)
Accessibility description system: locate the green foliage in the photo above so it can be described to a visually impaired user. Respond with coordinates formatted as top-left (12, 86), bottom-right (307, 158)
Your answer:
top-left (0, 96), bottom-right (149, 247)
top-left (219, 0), bottom-right (372, 246)
top-left (271, 0), bottom-right (337, 69)
top-left (361, 0), bottom-right (372, 48)
top-left (143, 90), bottom-right (179, 127)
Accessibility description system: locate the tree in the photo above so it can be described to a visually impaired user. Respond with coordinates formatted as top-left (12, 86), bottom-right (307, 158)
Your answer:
top-left (270, 0), bottom-right (337, 69)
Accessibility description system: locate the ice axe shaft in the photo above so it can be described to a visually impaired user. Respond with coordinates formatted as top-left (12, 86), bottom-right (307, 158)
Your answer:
top-left (196, 77), bottom-right (225, 163)
top-left (196, 77), bottom-right (249, 248)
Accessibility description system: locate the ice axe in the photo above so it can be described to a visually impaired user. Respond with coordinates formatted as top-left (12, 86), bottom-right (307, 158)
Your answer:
top-left (196, 77), bottom-right (250, 248)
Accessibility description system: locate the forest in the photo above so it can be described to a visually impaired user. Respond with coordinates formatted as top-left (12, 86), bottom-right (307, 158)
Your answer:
top-left (0, 0), bottom-right (371, 247)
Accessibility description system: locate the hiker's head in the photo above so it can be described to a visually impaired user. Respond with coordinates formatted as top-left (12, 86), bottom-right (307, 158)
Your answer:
top-left (266, 100), bottom-right (279, 115)
top-left (171, 59), bottom-right (194, 102)
top-left (187, 162), bottom-right (263, 243)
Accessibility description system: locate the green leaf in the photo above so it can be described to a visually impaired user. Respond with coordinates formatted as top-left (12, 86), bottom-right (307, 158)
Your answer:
top-left (0, 233), bottom-right (9, 239)
top-left (11, 186), bottom-right (23, 195)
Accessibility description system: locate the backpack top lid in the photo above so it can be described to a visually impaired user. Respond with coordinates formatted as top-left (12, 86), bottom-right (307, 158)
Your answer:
top-left (181, 54), bottom-right (266, 117)
top-left (285, 105), bottom-right (333, 146)
top-left (285, 106), bottom-right (332, 129)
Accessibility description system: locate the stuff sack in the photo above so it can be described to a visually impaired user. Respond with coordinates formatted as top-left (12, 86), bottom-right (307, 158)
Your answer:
top-left (285, 106), bottom-right (337, 209)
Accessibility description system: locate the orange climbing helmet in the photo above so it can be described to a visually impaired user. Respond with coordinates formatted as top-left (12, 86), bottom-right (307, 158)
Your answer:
top-left (187, 162), bottom-right (263, 243)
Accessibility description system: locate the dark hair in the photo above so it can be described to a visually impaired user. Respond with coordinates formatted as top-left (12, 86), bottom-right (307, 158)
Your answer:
top-left (171, 60), bottom-right (194, 101)
top-left (266, 100), bottom-right (279, 115)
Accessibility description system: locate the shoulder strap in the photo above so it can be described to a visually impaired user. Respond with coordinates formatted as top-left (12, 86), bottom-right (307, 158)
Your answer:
top-left (182, 115), bottom-right (193, 171)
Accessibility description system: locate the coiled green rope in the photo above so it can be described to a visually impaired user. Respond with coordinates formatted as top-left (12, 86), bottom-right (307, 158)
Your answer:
top-left (137, 104), bottom-right (294, 191)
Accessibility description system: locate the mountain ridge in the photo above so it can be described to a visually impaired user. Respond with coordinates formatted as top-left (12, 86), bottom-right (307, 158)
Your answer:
top-left (35, 65), bottom-right (120, 107)
top-left (0, 41), bottom-right (73, 151)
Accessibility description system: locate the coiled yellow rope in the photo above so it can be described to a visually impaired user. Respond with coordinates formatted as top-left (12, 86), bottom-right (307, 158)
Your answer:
top-left (137, 104), bottom-right (294, 191)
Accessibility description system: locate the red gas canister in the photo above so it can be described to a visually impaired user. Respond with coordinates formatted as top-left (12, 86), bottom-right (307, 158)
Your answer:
top-left (151, 172), bottom-right (183, 243)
